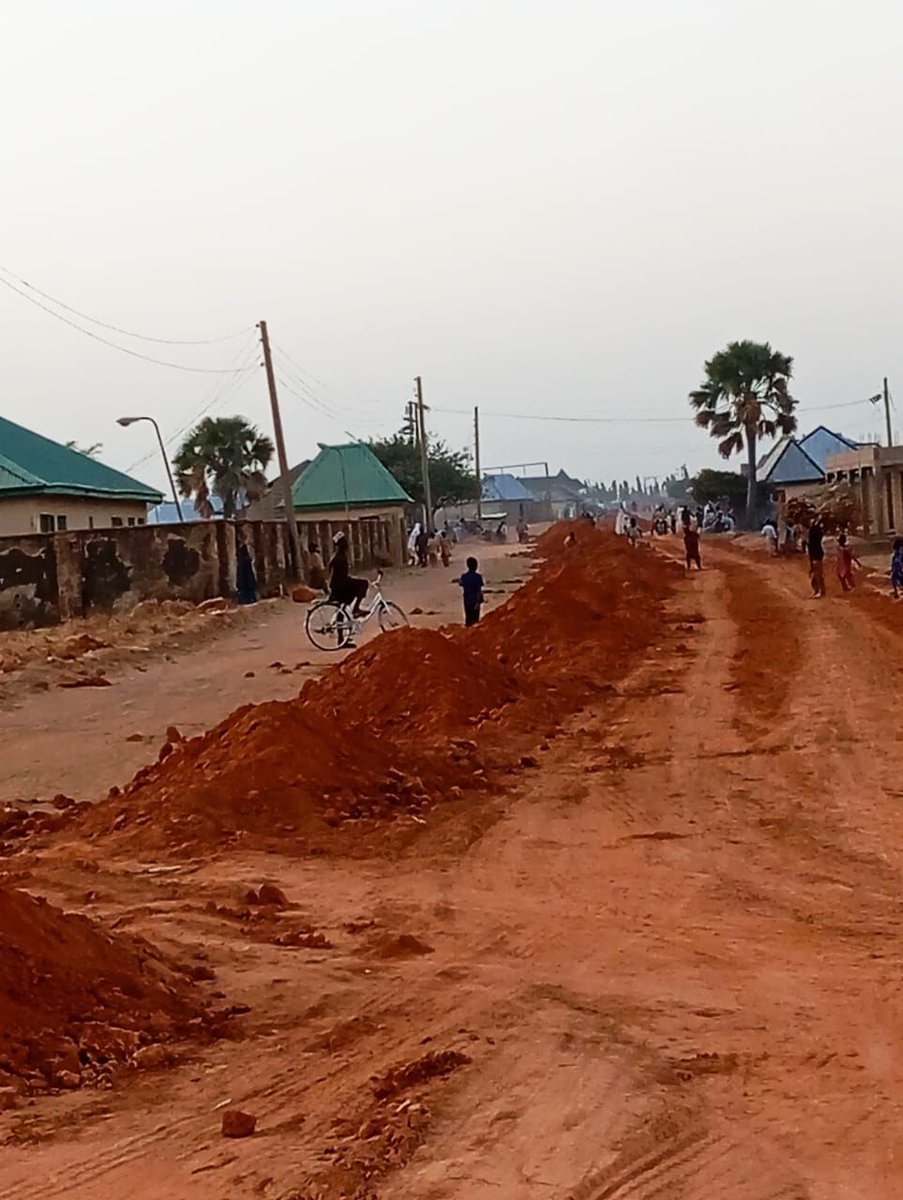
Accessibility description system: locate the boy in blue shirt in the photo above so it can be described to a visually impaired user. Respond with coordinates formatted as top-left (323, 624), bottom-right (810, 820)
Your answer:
top-left (458, 556), bottom-right (484, 626)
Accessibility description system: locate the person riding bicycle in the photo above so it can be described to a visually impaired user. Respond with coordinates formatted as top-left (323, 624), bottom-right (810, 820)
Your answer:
top-left (328, 532), bottom-right (368, 616)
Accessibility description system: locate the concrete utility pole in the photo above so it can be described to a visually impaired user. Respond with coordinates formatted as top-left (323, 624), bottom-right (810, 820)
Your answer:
top-left (258, 320), bottom-right (301, 580)
top-left (474, 405), bottom-right (483, 520)
top-left (414, 375), bottom-right (433, 531)
top-left (884, 377), bottom-right (893, 448)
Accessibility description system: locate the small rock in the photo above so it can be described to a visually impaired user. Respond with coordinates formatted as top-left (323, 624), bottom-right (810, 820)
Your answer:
top-left (257, 883), bottom-right (288, 908)
top-left (56, 1070), bottom-right (81, 1090)
top-left (0, 1087), bottom-right (18, 1111)
top-left (133, 1044), bottom-right (173, 1070)
top-left (323, 808), bottom-right (340, 827)
top-left (221, 1108), bottom-right (257, 1138)
top-left (520, 755), bottom-right (539, 768)
top-left (166, 725), bottom-right (183, 743)
top-left (244, 670), bottom-right (256, 678)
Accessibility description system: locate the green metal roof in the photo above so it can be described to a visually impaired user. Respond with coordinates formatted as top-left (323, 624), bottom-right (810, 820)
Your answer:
top-left (0, 414), bottom-right (162, 502)
top-left (291, 442), bottom-right (411, 510)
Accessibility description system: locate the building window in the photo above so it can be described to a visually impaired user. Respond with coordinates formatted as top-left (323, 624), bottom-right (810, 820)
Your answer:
top-left (56, 515), bottom-right (68, 531)
top-left (39, 514), bottom-right (54, 533)
top-left (111, 517), bottom-right (124, 528)
top-left (127, 517), bottom-right (136, 527)
top-left (88, 516), bottom-right (94, 529)
top-left (137, 517), bottom-right (145, 525)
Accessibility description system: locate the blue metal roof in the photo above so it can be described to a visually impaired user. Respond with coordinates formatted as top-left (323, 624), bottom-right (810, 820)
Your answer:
top-left (481, 473), bottom-right (534, 503)
top-left (798, 426), bottom-right (859, 471)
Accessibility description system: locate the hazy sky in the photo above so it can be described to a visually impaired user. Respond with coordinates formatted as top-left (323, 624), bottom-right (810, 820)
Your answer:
top-left (4, 0), bottom-right (903, 493)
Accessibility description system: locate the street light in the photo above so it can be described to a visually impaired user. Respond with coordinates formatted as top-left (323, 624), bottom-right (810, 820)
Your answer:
top-left (117, 416), bottom-right (184, 522)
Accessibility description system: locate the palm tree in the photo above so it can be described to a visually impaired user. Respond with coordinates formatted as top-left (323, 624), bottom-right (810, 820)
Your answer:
top-left (173, 416), bottom-right (274, 519)
top-left (689, 340), bottom-right (797, 522)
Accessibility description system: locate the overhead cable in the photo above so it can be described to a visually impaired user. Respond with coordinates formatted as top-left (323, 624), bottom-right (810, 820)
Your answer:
top-left (0, 264), bottom-right (252, 345)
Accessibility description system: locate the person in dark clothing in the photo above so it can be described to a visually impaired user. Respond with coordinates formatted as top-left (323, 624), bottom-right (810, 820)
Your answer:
top-left (458, 555), bottom-right (484, 627)
top-left (415, 527), bottom-right (430, 568)
top-left (329, 532), bottom-right (368, 615)
top-left (807, 518), bottom-right (826, 597)
top-left (680, 505), bottom-right (691, 530)
top-left (684, 525), bottom-right (702, 570)
top-left (235, 542), bottom-right (258, 605)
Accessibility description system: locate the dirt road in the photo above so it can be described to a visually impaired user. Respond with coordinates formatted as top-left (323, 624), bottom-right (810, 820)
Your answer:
top-left (3, 532), bottom-right (903, 1198)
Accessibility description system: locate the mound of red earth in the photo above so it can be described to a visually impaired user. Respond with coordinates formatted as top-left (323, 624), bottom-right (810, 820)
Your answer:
top-left (78, 526), bottom-right (677, 854)
top-left (0, 884), bottom-right (224, 1093)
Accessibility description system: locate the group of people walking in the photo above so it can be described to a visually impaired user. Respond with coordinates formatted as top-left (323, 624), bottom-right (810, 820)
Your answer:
top-left (406, 523), bottom-right (454, 568)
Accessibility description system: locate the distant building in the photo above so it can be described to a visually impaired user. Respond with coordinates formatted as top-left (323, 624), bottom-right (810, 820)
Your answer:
top-left (757, 426), bottom-right (861, 500)
top-left (148, 495), bottom-right (225, 524)
top-left (826, 442), bottom-right (903, 537)
top-left (0, 414), bottom-right (162, 536)
top-left (519, 469), bottom-right (585, 520)
top-left (289, 443), bottom-right (411, 517)
top-left (240, 461), bottom-right (310, 522)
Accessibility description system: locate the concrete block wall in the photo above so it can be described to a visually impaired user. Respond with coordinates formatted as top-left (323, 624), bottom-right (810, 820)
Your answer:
top-left (0, 513), bottom-right (403, 630)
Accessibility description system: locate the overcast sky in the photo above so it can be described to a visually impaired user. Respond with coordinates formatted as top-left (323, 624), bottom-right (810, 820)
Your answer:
top-left (4, 0), bottom-right (903, 493)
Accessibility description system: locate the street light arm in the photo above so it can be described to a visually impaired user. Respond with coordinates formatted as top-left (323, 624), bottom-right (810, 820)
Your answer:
top-left (117, 414), bottom-right (184, 523)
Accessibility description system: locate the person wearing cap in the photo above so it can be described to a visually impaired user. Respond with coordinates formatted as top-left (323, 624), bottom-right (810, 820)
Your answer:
top-left (328, 531), bottom-right (369, 616)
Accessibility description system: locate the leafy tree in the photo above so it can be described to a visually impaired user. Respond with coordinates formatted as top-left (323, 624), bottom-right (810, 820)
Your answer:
top-left (173, 416), bottom-right (274, 519)
top-left (369, 432), bottom-right (479, 508)
top-left (686, 468), bottom-right (749, 508)
top-left (689, 340), bottom-right (796, 521)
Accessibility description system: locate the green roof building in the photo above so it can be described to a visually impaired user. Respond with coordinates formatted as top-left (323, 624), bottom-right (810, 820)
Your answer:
top-left (0, 414), bottom-right (163, 536)
top-left (291, 442), bottom-right (412, 513)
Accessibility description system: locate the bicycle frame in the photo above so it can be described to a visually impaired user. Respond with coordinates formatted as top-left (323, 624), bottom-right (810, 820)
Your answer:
top-left (335, 586), bottom-right (391, 635)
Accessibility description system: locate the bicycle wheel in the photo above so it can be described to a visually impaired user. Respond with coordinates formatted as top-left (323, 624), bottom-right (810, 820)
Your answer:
top-left (378, 600), bottom-right (409, 634)
top-left (306, 601), bottom-right (353, 651)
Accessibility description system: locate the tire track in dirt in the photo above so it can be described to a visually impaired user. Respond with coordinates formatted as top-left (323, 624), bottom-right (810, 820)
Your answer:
top-left (381, 564), bottom-right (809, 1199)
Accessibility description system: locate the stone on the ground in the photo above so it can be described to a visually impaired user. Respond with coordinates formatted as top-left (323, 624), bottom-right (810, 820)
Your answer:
top-left (221, 1108), bottom-right (257, 1138)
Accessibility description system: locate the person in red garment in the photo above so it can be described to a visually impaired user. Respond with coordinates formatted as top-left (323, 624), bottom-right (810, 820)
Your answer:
top-left (835, 532), bottom-right (861, 592)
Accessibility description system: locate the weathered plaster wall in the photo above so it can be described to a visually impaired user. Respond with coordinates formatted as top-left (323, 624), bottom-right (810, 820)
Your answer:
top-left (0, 514), bottom-right (402, 628)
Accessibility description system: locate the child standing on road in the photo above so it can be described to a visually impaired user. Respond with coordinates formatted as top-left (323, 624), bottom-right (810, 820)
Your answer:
top-left (683, 524), bottom-right (702, 570)
top-left (836, 532), bottom-right (861, 592)
top-left (458, 556), bottom-right (484, 627)
top-left (891, 538), bottom-right (903, 598)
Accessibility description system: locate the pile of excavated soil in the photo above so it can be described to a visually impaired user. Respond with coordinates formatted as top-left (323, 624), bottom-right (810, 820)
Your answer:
top-left (0, 884), bottom-right (223, 1093)
top-left (77, 527), bottom-right (677, 854)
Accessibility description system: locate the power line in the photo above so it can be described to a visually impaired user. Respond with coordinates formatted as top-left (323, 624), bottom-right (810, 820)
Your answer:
top-left (0, 272), bottom-right (257, 373)
top-left (124, 336), bottom-right (262, 474)
top-left (273, 342), bottom-right (385, 409)
top-left (430, 395), bottom-right (878, 425)
top-left (272, 354), bottom-right (347, 420)
top-left (0, 264), bottom-right (252, 345)
top-left (276, 374), bottom-right (352, 424)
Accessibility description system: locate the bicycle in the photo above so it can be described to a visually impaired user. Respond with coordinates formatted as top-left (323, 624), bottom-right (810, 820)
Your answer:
top-left (305, 570), bottom-right (409, 651)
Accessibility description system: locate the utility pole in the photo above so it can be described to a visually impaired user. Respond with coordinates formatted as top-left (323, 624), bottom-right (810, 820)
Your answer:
top-left (884, 376), bottom-right (893, 448)
top-left (258, 320), bottom-right (301, 580)
top-left (414, 376), bottom-right (433, 530)
top-left (474, 405), bottom-right (483, 520)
